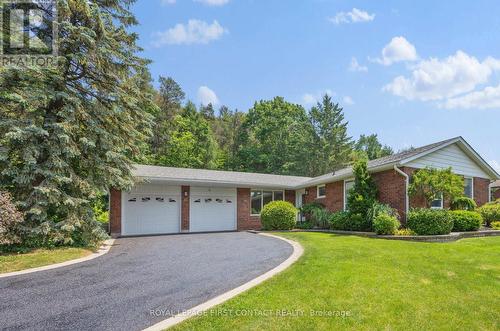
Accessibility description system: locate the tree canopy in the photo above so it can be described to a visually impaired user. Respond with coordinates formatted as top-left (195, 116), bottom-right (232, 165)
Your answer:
top-left (0, 0), bottom-right (155, 245)
top-left (354, 134), bottom-right (394, 160)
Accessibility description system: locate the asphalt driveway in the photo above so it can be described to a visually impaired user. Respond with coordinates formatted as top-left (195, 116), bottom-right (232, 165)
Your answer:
top-left (0, 232), bottom-right (293, 331)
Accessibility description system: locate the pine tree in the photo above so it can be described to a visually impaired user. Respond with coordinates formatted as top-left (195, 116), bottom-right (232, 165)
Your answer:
top-left (150, 76), bottom-right (185, 156)
top-left (309, 94), bottom-right (353, 175)
top-left (0, 0), bottom-right (156, 245)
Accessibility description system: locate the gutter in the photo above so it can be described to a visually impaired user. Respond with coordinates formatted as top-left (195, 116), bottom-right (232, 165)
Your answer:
top-left (394, 165), bottom-right (409, 220)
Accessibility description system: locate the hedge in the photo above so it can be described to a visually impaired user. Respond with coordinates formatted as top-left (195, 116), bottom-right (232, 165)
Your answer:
top-left (450, 210), bottom-right (483, 232)
top-left (407, 209), bottom-right (453, 235)
top-left (260, 201), bottom-right (297, 230)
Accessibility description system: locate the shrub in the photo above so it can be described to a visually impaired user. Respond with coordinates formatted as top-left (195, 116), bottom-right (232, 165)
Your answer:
top-left (367, 202), bottom-right (399, 223)
top-left (407, 209), bottom-right (453, 235)
top-left (310, 208), bottom-right (332, 229)
top-left (478, 202), bottom-right (500, 226)
top-left (299, 202), bottom-right (327, 228)
top-left (373, 213), bottom-right (400, 235)
top-left (295, 221), bottom-right (313, 229)
top-left (394, 228), bottom-right (416, 236)
top-left (329, 211), bottom-right (351, 230)
top-left (408, 167), bottom-right (464, 207)
top-left (0, 191), bottom-right (25, 246)
top-left (346, 158), bottom-right (377, 220)
top-left (491, 221), bottom-right (500, 230)
top-left (451, 197), bottom-right (477, 211)
top-left (450, 210), bottom-right (483, 231)
top-left (261, 201), bottom-right (297, 230)
top-left (348, 213), bottom-right (372, 232)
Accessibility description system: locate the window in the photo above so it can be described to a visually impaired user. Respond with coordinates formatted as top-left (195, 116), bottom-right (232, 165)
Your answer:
top-left (317, 184), bottom-right (326, 198)
top-left (431, 194), bottom-right (443, 209)
top-left (250, 189), bottom-right (285, 215)
top-left (344, 180), bottom-right (355, 211)
top-left (464, 177), bottom-right (473, 199)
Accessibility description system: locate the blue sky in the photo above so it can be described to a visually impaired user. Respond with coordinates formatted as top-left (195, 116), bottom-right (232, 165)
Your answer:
top-left (131, 0), bottom-right (500, 172)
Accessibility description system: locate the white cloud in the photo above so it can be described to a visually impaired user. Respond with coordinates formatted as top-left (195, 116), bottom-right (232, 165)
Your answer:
top-left (161, 0), bottom-right (176, 5)
top-left (194, 0), bottom-right (229, 5)
top-left (349, 57), bottom-right (368, 72)
top-left (197, 86), bottom-right (219, 105)
top-left (343, 96), bottom-right (354, 105)
top-left (384, 51), bottom-right (500, 101)
top-left (153, 19), bottom-right (227, 46)
top-left (329, 8), bottom-right (375, 24)
top-left (373, 36), bottom-right (417, 66)
top-left (442, 84), bottom-right (500, 109)
top-left (302, 89), bottom-right (334, 105)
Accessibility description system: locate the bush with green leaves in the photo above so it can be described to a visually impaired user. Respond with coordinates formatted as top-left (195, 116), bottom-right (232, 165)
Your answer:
top-left (0, 191), bottom-right (24, 246)
top-left (295, 221), bottom-right (313, 229)
top-left (329, 211), bottom-right (351, 230)
top-left (407, 209), bottom-right (453, 235)
top-left (408, 167), bottom-right (464, 208)
top-left (450, 197), bottom-right (477, 211)
top-left (346, 158), bottom-right (378, 221)
top-left (491, 221), bottom-right (500, 230)
top-left (450, 210), bottom-right (483, 232)
top-left (261, 201), bottom-right (297, 230)
top-left (478, 202), bottom-right (500, 226)
top-left (373, 213), bottom-right (400, 235)
top-left (299, 202), bottom-right (330, 228)
top-left (367, 202), bottom-right (399, 224)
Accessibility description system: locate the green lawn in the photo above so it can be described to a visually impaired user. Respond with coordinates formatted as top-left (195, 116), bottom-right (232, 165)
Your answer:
top-left (173, 233), bottom-right (500, 331)
top-left (0, 247), bottom-right (93, 273)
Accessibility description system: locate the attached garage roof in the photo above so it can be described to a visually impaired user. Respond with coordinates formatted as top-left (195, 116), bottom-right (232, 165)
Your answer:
top-left (132, 164), bottom-right (312, 189)
top-left (133, 137), bottom-right (499, 189)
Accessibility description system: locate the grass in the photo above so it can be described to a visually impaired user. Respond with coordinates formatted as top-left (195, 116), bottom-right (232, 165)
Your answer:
top-left (0, 247), bottom-right (93, 273)
top-left (172, 233), bottom-right (500, 331)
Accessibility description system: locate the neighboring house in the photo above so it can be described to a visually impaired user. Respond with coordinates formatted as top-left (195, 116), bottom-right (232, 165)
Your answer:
top-left (109, 137), bottom-right (499, 237)
top-left (492, 180), bottom-right (500, 201)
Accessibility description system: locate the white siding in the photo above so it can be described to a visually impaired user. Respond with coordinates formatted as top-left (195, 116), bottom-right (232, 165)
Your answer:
top-left (405, 143), bottom-right (488, 178)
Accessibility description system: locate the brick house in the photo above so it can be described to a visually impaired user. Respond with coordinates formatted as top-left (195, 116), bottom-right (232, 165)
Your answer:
top-left (109, 137), bottom-right (499, 237)
top-left (492, 180), bottom-right (500, 201)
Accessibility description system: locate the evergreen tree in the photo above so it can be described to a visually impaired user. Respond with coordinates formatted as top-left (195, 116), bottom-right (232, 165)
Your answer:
top-left (309, 94), bottom-right (353, 176)
top-left (200, 103), bottom-right (215, 121)
top-left (211, 105), bottom-right (245, 170)
top-left (0, 0), bottom-right (155, 245)
top-left (150, 76), bottom-right (185, 156)
top-left (347, 157), bottom-right (378, 227)
top-left (354, 134), bottom-right (393, 160)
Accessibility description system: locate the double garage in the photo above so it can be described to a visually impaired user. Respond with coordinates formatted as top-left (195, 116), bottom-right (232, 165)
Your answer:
top-left (121, 184), bottom-right (237, 236)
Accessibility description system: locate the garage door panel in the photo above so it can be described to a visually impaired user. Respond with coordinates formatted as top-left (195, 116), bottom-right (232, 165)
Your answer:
top-left (123, 193), bottom-right (180, 236)
top-left (190, 187), bottom-right (236, 232)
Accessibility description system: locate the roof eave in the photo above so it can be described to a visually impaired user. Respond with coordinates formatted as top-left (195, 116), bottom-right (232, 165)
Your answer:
top-left (134, 176), bottom-right (302, 190)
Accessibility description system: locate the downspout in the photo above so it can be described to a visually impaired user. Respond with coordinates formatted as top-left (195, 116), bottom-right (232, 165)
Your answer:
top-left (394, 165), bottom-right (409, 221)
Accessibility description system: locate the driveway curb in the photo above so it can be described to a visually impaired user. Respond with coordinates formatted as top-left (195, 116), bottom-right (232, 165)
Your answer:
top-left (0, 238), bottom-right (115, 279)
top-left (143, 233), bottom-right (303, 331)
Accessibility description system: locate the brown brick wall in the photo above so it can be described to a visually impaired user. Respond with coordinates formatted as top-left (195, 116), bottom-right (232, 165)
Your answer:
top-left (285, 190), bottom-right (295, 205)
top-left (474, 177), bottom-right (490, 207)
top-left (236, 188), bottom-right (297, 231)
top-left (109, 188), bottom-right (121, 236)
top-left (372, 169), bottom-right (407, 221)
top-left (181, 186), bottom-right (190, 231)
top-left (237, 188), bottom-right (261, 230)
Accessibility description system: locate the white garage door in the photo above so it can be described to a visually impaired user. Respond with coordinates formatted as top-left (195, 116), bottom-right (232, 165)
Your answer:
top-left (122, 184), bottom-right (180, 236)
top-left (190, 187), bottom-right (237, 232)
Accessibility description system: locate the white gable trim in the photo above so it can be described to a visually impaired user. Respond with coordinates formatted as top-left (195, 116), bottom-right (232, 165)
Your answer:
top-left (400, 137), bottom-right (499, 179)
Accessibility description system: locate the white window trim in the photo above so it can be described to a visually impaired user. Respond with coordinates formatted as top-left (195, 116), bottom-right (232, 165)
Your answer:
top-left (250, 189), bottom-right (285, 216)
top-left (464, 177), bottom-right (474, 199)
top-left (430, 193), bottom-right (444, 209)
top-left (317, 184), bottom-right (326, 198)
top-left (343, 179), bottom-right (355, 211)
